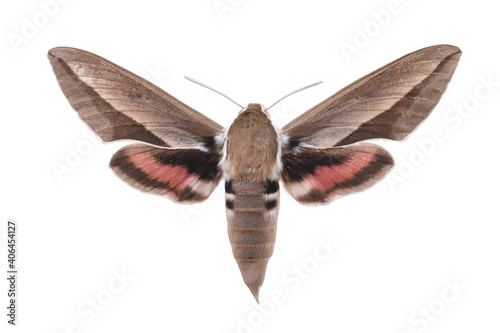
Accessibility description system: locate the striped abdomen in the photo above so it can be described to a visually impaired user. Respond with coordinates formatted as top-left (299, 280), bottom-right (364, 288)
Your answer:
top-left (225, 179), bottom-right (279, 302)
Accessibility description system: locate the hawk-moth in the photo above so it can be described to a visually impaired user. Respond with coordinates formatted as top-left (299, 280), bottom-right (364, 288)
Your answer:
top-left (48, 45), bottom-right (461, 302)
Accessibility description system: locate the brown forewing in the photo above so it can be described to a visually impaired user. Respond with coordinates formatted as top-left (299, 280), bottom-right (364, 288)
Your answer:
top-left (282, 45), bottom-right (461, 148)
top-left (48, 47), bottom-right (223, 149)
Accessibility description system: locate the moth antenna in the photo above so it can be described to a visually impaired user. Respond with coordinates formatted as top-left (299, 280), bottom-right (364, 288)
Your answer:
top-left (266, 81), bottom-right (323, 111)
top-left (184, 76), bottom-right (244, 109)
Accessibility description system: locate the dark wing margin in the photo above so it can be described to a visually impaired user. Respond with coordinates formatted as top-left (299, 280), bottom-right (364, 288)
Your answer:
top-left (110, 143), bottom-right (222, 202)
top-left (282, 45), bottom-right (461, 148)
top-left (48, 47), bottom-right (223, 149)
top-left (281, 143), bottom-right (393, 204)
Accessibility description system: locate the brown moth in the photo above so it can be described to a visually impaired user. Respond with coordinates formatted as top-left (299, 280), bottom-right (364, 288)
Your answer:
top-left (48, 45), bottom-right (461, 302)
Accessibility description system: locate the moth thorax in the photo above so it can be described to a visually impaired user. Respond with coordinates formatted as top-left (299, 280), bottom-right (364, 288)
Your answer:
top-left (224, 104), bottom-right (280, 181)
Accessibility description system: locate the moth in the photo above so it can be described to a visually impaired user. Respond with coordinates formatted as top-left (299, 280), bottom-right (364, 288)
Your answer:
top-left (48, 45), bottom-right (461, 302)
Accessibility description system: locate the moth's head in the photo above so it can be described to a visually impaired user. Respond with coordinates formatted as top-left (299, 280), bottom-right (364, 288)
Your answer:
top-left (239, 103), bottom-right (270, 117)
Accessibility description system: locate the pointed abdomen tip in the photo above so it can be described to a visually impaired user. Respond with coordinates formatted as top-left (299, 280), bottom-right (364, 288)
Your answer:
top-left (247, 284), bottom-right (261, 303)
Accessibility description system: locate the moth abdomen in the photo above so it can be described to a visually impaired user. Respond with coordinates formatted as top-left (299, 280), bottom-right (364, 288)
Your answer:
top-left (225, 179), bottom-right (279, 302)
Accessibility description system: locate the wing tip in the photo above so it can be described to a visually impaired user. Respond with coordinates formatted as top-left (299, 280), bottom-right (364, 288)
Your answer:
top-left (441, 44), bottom-right (462, 59)
top-left (47, 48), bottom-right (61, 64)
top-left (47, 47), bottom-right (71, 61)
top-left (47, 46), bottom-right (96, 64)
top-left (430, 44), bottom-right (461, 51)
top-left (424, 44), bottom-right (462, 60)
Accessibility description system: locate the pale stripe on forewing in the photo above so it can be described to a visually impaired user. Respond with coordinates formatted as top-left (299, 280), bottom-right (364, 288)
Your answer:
top-left (282, 46), bottom-right (461, 150)
top-left (332, 50), bottom-right (461, 147)
top-left (52, 59), bottom-right (167, 146)
top-left (49, 48), bottom-right (224, 150)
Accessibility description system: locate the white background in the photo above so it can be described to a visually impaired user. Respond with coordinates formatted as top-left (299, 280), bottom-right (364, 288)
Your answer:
top-left (1, 0), bottom-right (499, 332)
